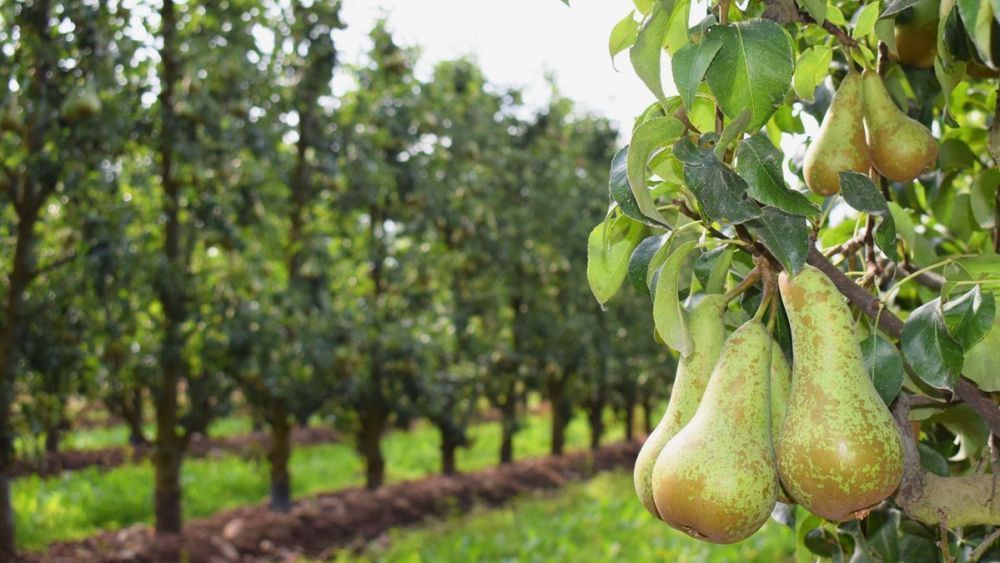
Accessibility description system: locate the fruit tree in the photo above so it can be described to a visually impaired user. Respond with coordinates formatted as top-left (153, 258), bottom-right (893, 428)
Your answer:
top-left (580, 0), bottom-right (1000, 559)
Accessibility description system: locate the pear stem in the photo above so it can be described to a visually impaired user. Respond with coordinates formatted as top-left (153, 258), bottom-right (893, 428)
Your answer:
top-left (723, 267), bottom-right (760, 304)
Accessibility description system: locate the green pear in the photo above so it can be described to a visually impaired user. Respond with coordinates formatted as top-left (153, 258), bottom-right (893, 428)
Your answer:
top-left (634, 294), bottom-right (727, 518)
top-left (803, 72), bottom-right (870, 196)
top-left (862, 69), bottom-right (938, 182)
top-left (777, 265), bottom-right (903, 521)
top-left (769, 344), bottom-right (794, 504)
top-left (651, 320), bottom-right (778, 543)
top-left (61, 82), bottom-right (101, 122)
top-left (894, 0), bottom-right (939, 68)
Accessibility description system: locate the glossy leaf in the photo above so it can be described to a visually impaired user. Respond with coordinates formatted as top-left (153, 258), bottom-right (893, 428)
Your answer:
top-left (901, 298), bottom-right (965, 390)
top-left (628, 234), bottom-right (669, 294)
top-left (735, 134), bottom-right (820, 216)
top-left (673, 136), bottom-right (762, 224)
top-left (839, 172), bottom-right (898, 261)
top-left (627, 117), bottom-right (686, 226)
top-left (587, 217), bottom-right (644, 305)
top-left (652, 240), bottom-right (698, 355)
top-left (860, 334), bottom-right (904, 405)
top-left (744, 206), bottom-right (810, 274)
top-left (704, 20), bottom-right (794, 130)
top-left (609, 11), bottom-right (640, 65)
top-left (942, 285), bottom-right (996, 350)
top-left (671, 35), bottom-right (724, 111)
top-left (793, 46), bottom-right (833, 101)
top-left (630, 3), bottom-right (672, 104)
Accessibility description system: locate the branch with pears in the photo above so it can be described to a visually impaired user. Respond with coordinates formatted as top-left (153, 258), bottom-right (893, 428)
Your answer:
top-left (585, 0), bottom-right (1000, 555)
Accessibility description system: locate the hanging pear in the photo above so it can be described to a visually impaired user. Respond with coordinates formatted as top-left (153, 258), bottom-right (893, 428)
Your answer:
top-left (651, 320), bottom-right (778, 543)
top-left (777, 265), bottom-right (903, 521)
top-left (769, 344), bottom-right (794, 504)
top-left (803, 72), bottom-right (870, 196)
top-left (634, 293), bottom-right (727, 518)
top-left (862, 69), bottom-right (938, 182)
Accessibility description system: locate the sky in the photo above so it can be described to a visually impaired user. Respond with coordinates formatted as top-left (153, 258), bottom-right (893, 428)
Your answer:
top-left (335, 0), bottom-right (673, 130)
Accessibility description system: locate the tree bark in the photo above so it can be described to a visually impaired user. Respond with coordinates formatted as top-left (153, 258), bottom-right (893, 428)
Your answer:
top-left (623, 401), bottom-right (635, 442)
top-left (641, 395), bottom-right (654, 435)
top-left (548, 377), bottom-right (569, 456)
top-left (499, 386), bottom-right (517, 464)
top-left (360, 410), bottom-right (387, 490)
top-left (153, 0), bottom-right (187, 535)
top-left (44, 424), bottom-right (61, 454)
top-left (125, 389), bottom-right (147, 446)
top-left (587, 399), bottom-right (605, 450)
top-left (440, 432), bottom-right (459, 475)
top-left (267, 403), bottom-right (292, 512)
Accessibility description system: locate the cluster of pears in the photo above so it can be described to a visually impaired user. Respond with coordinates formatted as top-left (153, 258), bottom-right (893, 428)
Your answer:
top-left (633, 266), bottom-right (904, 543)
top-left (803, 69), bottom-right (938, 196)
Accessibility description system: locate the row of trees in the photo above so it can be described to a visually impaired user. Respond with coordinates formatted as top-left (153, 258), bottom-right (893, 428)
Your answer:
top-left (0, 1), bottom-right (669, 557)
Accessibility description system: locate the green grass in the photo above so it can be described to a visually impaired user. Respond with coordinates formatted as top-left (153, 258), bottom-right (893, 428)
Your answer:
top-left (15, 414), bottom-right (256, 454)
top-left (343, 472), bottom-right (796, 563)
top-left (15, 409), bottom-right (629, 551)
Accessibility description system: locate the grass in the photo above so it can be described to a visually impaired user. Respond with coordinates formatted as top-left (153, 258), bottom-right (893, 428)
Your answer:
top-left (15, 414), bottom-right (256, 454)
top-left (15, 407), bottom-right (630, 551)
top-left (343, 471), bottom-right (796, 563)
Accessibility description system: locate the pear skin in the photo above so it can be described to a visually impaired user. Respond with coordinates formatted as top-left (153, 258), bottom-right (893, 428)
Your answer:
top-left (651, 320), bottom-right (779, 543)
top-left (893, 0), bottom-right (939, 68)
top-left (803, 72), bottom-right (870, 196)
top-left (777, 265), bottom-right (903, 521)
top-left (634, 294), bottom-right (727, 518)
top-left (862, 69), bottom-right (938, 182)
top-left (769, 344), bottom-right (795, 504)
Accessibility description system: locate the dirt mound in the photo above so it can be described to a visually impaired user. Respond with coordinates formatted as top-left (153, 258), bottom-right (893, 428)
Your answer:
top-left (13, 426), bottom-right (339, 479)
top-left (30, 441), bottom-right (640, 563)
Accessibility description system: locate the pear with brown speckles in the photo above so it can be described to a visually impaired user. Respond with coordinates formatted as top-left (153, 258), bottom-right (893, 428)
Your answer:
top-left (862, 69), bottom-right (938, 182)
top-left (634, 294), bottom-right (727, 518)
top-left (803, 72), bottom-right (870, 196)
top-left (651, 319), bottom-right (778, 543)
top-left (769, 343), bottom-right (795, 505)
top-left (777, 265), bottom-right (903, 521)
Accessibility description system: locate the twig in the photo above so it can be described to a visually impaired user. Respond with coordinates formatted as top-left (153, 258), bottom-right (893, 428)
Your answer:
top-left (798, 13), bottom-right (858, 48)
top-left (897, 262), bottom-right (947, 292)
top-left (940, 520), bottom-right (955, 563)
top-left (723, 267), bottom-right (760, 304)
top-left (971, 528), bottom-right (1000, 562)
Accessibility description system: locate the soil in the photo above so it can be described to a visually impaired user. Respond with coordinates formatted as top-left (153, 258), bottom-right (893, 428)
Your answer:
top-left (12, 427), bottom-right (339, 479)
top-left (28, 441), bottom-right (640, 563)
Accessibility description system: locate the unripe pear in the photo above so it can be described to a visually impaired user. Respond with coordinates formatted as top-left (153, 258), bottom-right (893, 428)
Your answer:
top-left (862, 69), bottom-right (938, 182)
top-left (61, 83), bottom-right (101, 122)
top-left (634, 294), bottom-right (727, 518)
top-left (803, 72), bottom-right (870, 196)
top-left (893, 0), bottom-right (939, 68)
top-left (777, 265), bottom-right (903, 521)
top-left (651, 320), bottom-right (779, 543)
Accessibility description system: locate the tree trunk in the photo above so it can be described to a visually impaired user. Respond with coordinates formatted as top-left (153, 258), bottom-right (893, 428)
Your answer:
top-left (440, 432), bottom-right (459, 475)
top-left (153, 432), bottom-right (183, 534)
top-left (623, 401), bottom-right (635, 442)
top-left (44, 425), bottom-right (61, 454)
top-left (0, 403), bottom-right (14, 563)
top-left (548, 379), bottom-right (568, 456)
top-left (587, 400), bottom-right (605, 450)
top-left (499, 393), bottom-right (516, 465)
top-left (360, 409), bottom-right (387, 490)
top-left (126, 389), bottom-right (147, 446)
top-left (641, 395), bottom-right (654, 436)
top-left (268, 403), bottom-right (292, 512)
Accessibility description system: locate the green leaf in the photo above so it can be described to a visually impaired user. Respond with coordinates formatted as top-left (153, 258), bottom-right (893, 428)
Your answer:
top-left (838, 172), bottom-right (899, 261)
top-left (705, 246), bottom-right (735, 294)
top-left (882, 0), bottom-right (923, 18)
top-left (735, 134), bottom-right (820, 216)
top-left (704, 20), bottom-right (794, 130)
top-left (796, 0), bottom-right (827, 23)
top-left (793, 46), bottom-right (834, 101)
top-left (671, 34), bottom-right (723, 112)
top-left (927, 404), bottom-right (990, 459)
top-left (664, 0), bottom-right (692, 54)
top-left (714, 109), bottom-right (752, 161)
top-left (587, 217), bottom-right (645, 304)
top-left (874, 18), bottom-right (897, 54)
top-left (957, 0), bottom-right (996, 66)
top-left (627, 117), bottom-right (685, 226)
top-left (611, 146), bottom-right (661, 227)
top-left (744, 206), bottom-right (810, 274)
top-left (653, 240), bottom-right (698, 355)
top-left (971, 169), bottom-right (1000, 229)
top-left (860, 334), bottom-right (904, 405)
top-left (864, 510), bottom-right (900, 563)
top-left (901, 298), bottom-right (965, 390)
top-left (633, 0), bottom-right (656, 15)
top-left (942, 285), bottom-right (997, 350)
top-left (963, 316), bottom-right (1000, 391)
top-left (852, 2), bottom-right (881, 38)
top-left (631, 3), bottom-right (672, 104)
top-left (673, 136), bottom-right (762, 224)
top-left (917, 443), bottom-right (950, 476)
top-left (610, 11), bottom-right (641, 66)
top-left (628, 234), bottom-right (669, 294)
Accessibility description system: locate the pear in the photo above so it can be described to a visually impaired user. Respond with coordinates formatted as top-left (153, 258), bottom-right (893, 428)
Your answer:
top-left (61, 83), bottom-right (101, 122)
top-left (862, 69), bottom-right (938, 182)
top-left (634, 294), bottom-right (727, 518)
top-left (777, 265), bottom-right (903, 521)
top-left (1, 94), bottom-right (23, 133)
top-left (803, 72), bottom-right (870, 196)
top-left (769, 344), bottom-right (794, 504)
top-left (894, 0), bottom-right (939, 68)
top-left (651, 320), bottom-right (779, 543)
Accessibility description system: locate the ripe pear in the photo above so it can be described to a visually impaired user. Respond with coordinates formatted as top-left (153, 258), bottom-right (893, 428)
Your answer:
top-left (634, 294), bottom-right (727, 518)
top-left (893, 0), bottom-right (939, 68)
top-left (862, 69), bottom-right (938, 182)
top-left (651, 320), bottom-right (778, 543)
top-left (777, 265), bottom-right (903, 521)
top-left (803, 72), bottom-right (870, 196)
top-left (769, 344), bottom-right (794, 504)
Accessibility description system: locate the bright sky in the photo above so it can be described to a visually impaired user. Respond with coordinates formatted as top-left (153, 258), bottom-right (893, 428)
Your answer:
top-left (336, 0), bottom-right (675, 130)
